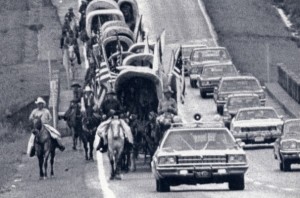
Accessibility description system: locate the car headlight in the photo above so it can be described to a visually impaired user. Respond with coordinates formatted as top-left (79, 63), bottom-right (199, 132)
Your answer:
top-left (276, 124), bottom-right (283, 132)
top-left (281, 141), bottom-right (297, 150)
top-left (201, 81), bottom-right (210, 86)
top-left (233, 127), bottom-right (241, 133)
top-left (227, 155), bottom-right (246, 163)
top-left (258, 92), bottom-right (266, 99)
top-left (158, 156), bottom-right (177, 165)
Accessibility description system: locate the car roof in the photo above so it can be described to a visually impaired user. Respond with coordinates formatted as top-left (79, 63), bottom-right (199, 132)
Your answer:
top-left (202, 63), bottom-right (235, 68)
top-left (237, 106), bottom-right (276, 112)
top-left (221, 75), bottom-right (257, 81)
top-left (228, 93), bottom-right (259, 98)
top-left (181, 44), bottom-right (208, 48)
top-left (167, 127), bottom-right (230, 134)
top-left (192, 46), bottom-right (227, 52)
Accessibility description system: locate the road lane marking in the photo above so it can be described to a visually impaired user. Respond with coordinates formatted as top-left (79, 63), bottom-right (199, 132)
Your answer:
top-left (95, 136), bottom-right (116, 198)
top-left (266, 184), bottom-right (277, 189)
top-left (197, 0), bottom-right (218, 46)
top-left (253, 181), bottom-right (262, 186)
top-left (282, 188), bottom-right (295, 192)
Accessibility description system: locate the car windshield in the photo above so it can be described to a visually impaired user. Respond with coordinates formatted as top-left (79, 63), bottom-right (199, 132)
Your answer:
top-left (162, 130), bottom-right (236, 151)
top-left (202, 65), bottom-right (237, 77)
top-left (220, 79), bottom-right (260, 92)
top-left (191, 49), bottom-right (230, 62)
top-left (227, 96), bottom-right (260, 109)
top-left (283, 121), bottom-right (300, 136)
top-left (236, 109), bottom-right (278, 120)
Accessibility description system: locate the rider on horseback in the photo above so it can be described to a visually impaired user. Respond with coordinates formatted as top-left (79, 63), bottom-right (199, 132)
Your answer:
top-left (157, 87), bottom-right (178, 124)
top-left (64, 30), bottom-right (82, 65)
top-left (61, 82), bottom-right (83, 121)
top-left (28, 97), bottom-right (65, 157)
top-left (65, 7), bottom-right (76, 23)
top-left (96, 90), bottom-right (123, 152)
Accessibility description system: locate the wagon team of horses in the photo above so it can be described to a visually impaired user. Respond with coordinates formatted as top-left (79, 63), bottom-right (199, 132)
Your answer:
top-left (33, 0), bottom-right (181, 180)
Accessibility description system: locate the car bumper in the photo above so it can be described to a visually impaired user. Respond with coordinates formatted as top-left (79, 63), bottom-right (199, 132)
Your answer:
top-left (153, 164), bottom-right (248, 181)
top-left (200, 86), bottom-right (215, 93)
top-left (233, 132), bottom-right (281, 143)
top-left (280, 151), bottom-right (300, 162)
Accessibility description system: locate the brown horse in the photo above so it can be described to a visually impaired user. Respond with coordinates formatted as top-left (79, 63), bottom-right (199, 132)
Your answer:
top-left (32, 117), bottom-right (56, 179)
top-left (107, 118), bottom-right (125, 180)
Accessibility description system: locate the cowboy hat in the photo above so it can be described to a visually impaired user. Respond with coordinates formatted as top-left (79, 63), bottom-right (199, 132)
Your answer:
top-left (35, 97), bottom-right (46, 105)
top-left (71, 82), bottom-right (81, 88)
top-left (68, 7), bottom-right (73, 11)
top-left (84, 85), bottom-right (93, 92)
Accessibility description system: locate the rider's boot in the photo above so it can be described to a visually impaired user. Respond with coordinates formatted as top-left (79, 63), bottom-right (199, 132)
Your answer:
top-left (96, 137), bottom-right (108, 153)
top-left (56, 139), bottom-right (65, 151)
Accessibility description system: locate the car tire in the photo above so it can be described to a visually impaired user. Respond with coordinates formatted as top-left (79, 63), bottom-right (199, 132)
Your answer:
top-left (228, 174), bottom-right (245, 190)
top-left (190, 80), bottom-right (194, 88)
top-left (200, 90), bottom-right (207, 98)
top-left (217, 106), bottom-right (223, 115)
top-left (279, 162), bottom-right (283, 171)
top-left (156, 179), bottom-right (170, 192)
top-left (282, 160), bottom-right (291, 172)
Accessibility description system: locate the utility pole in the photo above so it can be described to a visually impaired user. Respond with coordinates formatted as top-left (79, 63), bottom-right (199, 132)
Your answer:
top-left (266, 43), bottom-right (270, 83)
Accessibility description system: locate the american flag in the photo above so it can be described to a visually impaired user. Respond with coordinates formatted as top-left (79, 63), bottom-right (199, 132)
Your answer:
top-left (171, 46), bottom-right (185, 104)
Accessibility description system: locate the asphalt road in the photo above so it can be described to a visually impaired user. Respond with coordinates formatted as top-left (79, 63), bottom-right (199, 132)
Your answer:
top-left (3, 0), bottom-right (300, 198)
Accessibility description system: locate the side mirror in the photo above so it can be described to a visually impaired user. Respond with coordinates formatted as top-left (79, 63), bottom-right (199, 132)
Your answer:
top-left (279, 115), bottom-right (284, 119)
top-left (262, 86), bottom-right (266, 90)
top-left (236, 138), bottom-right (245, 148)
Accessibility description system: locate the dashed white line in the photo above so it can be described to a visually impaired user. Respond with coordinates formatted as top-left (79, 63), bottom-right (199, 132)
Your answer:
top-left (266, 184), bottom-right (277, 189)
top-left (253, 181), bottom-right (263, 186)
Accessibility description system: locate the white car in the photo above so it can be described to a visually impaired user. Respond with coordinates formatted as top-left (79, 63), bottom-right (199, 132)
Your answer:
top-left (152, 123), bottom-right (248, 192)
top-left (231, 107), bottom-right (283, 144)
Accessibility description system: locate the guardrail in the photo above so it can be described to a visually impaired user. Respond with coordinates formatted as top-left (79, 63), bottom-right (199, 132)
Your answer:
top-left (277, 64), bottom-right (300, 103)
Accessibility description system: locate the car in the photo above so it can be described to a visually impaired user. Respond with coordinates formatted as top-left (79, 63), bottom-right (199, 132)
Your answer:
top-left (151, 122), bottom-right (248, 192)
top-left (181, 44), bottom-right (208, 75)
top-left (274, 119), bottom-right (300, 171)
top-left (231, 107), bottom-right (283, 144)
top-left (189, 47), bottom-right (231, 88)
top-left (198, 63), bottom-right (239, 98)
top-left (223, 93), bottom-right (261, 128)
top-left (213, 76), bottom-right (266, 115)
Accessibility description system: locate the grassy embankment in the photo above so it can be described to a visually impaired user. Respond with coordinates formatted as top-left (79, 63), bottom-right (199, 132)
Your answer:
top-left (0, 0), bottom-right (63, 192)
top-left (203, 0), bottom-right (300, 83)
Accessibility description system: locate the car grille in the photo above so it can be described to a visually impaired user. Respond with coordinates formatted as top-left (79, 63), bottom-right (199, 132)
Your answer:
top-left (209, 80), bottom-right (219, 85)
top-left (241, 126), bottom-right (277, 132)
top-left (177, 155), bottom-right (227, 164)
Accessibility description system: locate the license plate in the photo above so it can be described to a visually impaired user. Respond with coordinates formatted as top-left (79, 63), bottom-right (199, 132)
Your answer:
top-left (195, 171), bottom-right (211, 178)
top-left (255, 136), bottom-right (265, 142)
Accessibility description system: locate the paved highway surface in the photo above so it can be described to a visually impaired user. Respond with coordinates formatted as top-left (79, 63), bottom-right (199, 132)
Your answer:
top-left (3, 0), bottom-right (300, 198)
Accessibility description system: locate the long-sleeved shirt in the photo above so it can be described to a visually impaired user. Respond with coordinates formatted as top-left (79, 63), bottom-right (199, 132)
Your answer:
top-left (29, 108), bottom-right (52, 124)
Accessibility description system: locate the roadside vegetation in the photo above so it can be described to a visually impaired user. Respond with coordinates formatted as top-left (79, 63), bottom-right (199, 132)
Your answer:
top-left (203, 0), bottom-right (300, 83)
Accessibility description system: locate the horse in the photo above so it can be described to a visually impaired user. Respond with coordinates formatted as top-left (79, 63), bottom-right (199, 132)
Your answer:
top-left (63, 101), bottom-right (82, 150)
top-left (69, 18), bottom-right (79, 38)
top-left (107, 118), bottom-right (125, 180)
top-left (32, 117), bottom-right (56, 179)
top-left (67, 44), bottom-right (77, 79)
top-left (81, 108), bottom-right (100, 161)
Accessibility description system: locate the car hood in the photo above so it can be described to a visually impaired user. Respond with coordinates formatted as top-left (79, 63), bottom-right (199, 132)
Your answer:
top-left (233, 119), bottom-right (283, 127)
top-left (281, 135), bottom-right (300, 141)
top-left (220, 90), bottom-right (263, 96)
top-left (157, 148), bottom-right (245, 157)
top-left (200, 76), bottom-right (221, 81)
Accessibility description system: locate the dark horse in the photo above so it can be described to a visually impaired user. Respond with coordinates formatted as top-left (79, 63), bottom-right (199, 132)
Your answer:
top-left (63, 101), bottom-right (82, 150)
top-left (82, 108), bottom-right (100, 161)
top-left (32, 117), bottom-right (56, 179)
top-left (81, 90), bottom-right (100, 161)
